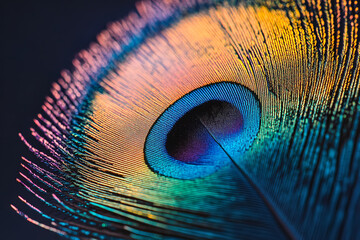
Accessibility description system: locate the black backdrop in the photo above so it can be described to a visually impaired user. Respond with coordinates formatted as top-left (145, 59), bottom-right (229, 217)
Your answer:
top-left (1, 1), bottom-right (137, 239)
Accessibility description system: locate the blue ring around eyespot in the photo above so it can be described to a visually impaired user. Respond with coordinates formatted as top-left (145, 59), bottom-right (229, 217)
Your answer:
top-left (144, 82), bottom-right (261, 179)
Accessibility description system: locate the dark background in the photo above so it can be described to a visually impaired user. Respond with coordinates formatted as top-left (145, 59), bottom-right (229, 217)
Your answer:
top-left (1, 1), bottom-right (136, 239)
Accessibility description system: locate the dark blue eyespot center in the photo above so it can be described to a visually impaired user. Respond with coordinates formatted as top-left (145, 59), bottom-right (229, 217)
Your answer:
top-left (166, 100), bottom-right (244, 164)
top-left (144, 82), bottom-right (261, 179)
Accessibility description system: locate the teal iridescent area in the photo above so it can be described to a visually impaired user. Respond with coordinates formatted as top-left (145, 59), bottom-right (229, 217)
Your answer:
top-left (145, 82), bottom-right (260, 179)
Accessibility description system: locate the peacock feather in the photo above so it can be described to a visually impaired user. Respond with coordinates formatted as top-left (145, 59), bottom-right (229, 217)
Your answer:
top-left (13, 0), bottom-right (360, 239)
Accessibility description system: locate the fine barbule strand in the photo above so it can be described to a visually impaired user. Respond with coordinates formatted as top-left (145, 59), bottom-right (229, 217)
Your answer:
top-left (13, 0), bottom-right (360, 239)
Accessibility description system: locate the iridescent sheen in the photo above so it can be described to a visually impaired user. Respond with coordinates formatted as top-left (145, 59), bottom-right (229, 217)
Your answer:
top-left (13, 0), bottom-right (360, 239)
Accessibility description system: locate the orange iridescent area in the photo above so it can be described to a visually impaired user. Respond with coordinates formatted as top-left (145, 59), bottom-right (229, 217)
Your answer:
top-left (84, 6), bottom-right (296, 178)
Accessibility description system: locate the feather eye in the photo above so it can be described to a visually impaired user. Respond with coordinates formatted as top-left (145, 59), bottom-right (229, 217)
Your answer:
top-left (13, 0), bottom-right (360, 239)
top-left (145, 82), bottom-right (261, 179)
